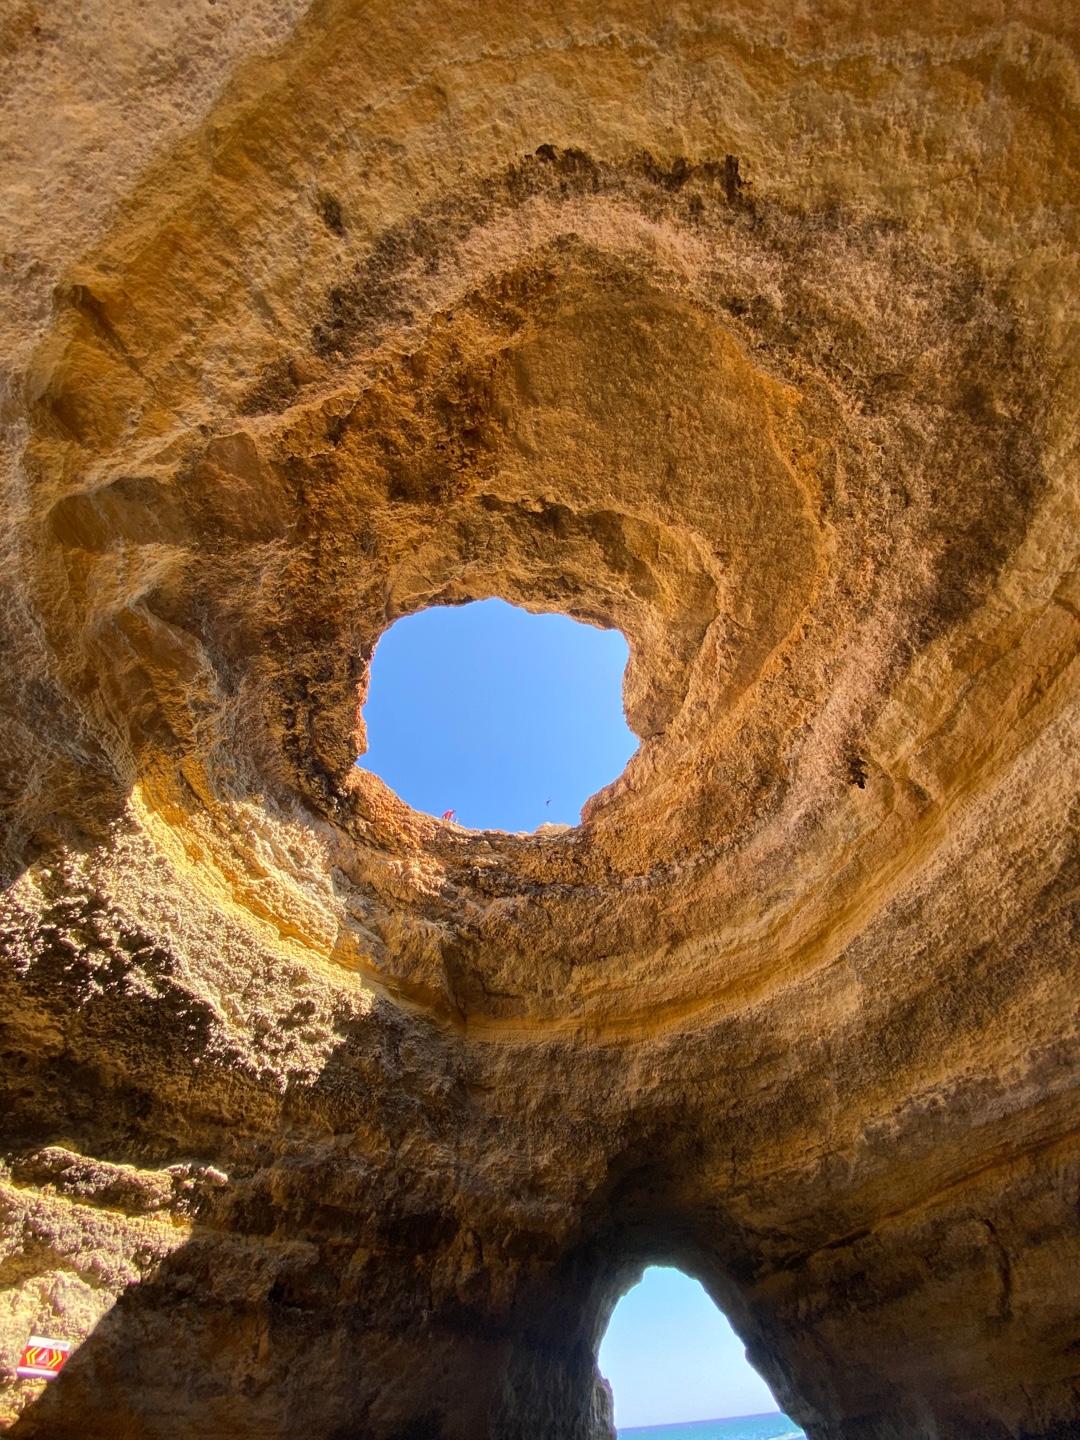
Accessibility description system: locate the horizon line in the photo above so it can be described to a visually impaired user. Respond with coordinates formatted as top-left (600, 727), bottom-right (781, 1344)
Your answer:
top-left (618, 1410), bottom-right (797, 1433)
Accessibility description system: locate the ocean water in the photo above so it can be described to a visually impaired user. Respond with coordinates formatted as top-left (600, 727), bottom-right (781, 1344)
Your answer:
top-left (619, 1413), bottom-right (805, 1440)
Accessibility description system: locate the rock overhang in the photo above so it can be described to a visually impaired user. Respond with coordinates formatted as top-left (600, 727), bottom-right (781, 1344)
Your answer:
top-left (23, 137), bottom-right (1057, 1034)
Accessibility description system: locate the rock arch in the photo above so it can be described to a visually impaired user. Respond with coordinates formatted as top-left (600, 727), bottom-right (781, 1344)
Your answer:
top-left (1, 2), bottom-right (1077, 1437)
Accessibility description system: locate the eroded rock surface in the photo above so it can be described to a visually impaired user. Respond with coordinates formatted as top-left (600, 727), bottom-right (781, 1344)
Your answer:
top-left (1, 2), bottom-right (1078, 1436)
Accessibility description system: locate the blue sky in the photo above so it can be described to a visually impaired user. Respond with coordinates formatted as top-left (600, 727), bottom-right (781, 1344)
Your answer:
top-left (600, 1268), bottom-right (778, 1429)
top-left (360, 598), bottom-right (637, 831)
top-left (359, 602), bottom-right (779, 1426)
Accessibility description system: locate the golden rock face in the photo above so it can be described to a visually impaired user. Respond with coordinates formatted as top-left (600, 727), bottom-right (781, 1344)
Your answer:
top-left (1, 3), bottom-right (1077, 1437)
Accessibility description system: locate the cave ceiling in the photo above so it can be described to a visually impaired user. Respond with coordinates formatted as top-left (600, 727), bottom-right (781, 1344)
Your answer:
top-left (0, 3), bottom-right (1077, 1438)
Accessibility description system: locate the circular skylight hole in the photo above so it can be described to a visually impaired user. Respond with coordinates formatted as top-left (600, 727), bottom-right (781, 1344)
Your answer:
top-left (357, 599), bottom-right (636, 832)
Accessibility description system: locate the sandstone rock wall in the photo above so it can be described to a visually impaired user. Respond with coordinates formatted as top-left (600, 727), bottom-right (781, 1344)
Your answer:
top-left (1, 2), bottom-right (1077, 1437)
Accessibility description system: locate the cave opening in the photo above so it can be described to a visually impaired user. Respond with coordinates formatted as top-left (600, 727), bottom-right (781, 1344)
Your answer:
top-left (598, 1267), bottom-right (800, 1438)
top-left (356, 597), bottom-right (636, 831)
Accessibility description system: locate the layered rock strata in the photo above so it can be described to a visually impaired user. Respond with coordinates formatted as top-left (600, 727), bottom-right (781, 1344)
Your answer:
top-left (1, 2), bottom-right (1078, 1437)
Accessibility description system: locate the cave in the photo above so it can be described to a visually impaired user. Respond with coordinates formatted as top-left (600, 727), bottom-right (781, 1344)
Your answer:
top-left (1, 3), bottom-right (1078, 1438)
